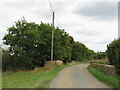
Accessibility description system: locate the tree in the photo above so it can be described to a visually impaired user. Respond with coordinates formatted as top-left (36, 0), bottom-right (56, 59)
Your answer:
top-left (94, 52), bottom-right (107, 60)
top-left (3, 18), bottom-right (95, 71)
top-left (3, 19), bottom-right (41, 70)
top-left (107, 38), bottom-right (120, 74)
top-left (71, 41), bottom-right (94, 61)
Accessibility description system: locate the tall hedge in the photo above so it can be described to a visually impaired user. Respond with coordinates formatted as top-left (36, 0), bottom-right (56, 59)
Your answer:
top-left (107, 38), bottom-right (120, 74)
top-left (94, 52), bottom-right (107, 60)
top-left (2, 18), bottom-right (94, 71)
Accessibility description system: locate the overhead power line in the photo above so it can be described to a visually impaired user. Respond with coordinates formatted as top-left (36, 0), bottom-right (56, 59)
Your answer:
top-left (49, 1), bottom-right (54, 12)
top-left (55, 16), bottom-right (68, 31)
top-left (49, 1), bottom-right (64, 29)
top-left (55, 17), bottom-right (62, 28)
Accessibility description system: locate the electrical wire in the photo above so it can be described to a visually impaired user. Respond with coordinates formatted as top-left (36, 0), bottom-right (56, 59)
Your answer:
top-left (49, 0), bottom-right (54, 13)
top-left (49, 0), bottom-right (67, 30)
top-left (55, 17), bottom-right (62, 28)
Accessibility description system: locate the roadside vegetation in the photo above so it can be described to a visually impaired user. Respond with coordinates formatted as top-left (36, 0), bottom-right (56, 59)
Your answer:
top-left (2, 61), bottom-right (81, 88)
top-left (2, 18), bottom-right (94, 88)
top-left (2, 18), bottom-right (120, 89)
top-left (2, 18), bottom-right (94, 72)
top-left (107, 38), bottom-right (120, 74)
top-left (91, 52), bottom-right (109, 64)
top-left (0, 73), bottom-right (1, 89)
top-left (89, 38), bottom-right (120, 89)
top-left (92, 59), bottom-right (109, 64)
top-left (88, 65), bottom-right (119, 89)
top-left (3, 64), bottom-right (64, 88)
top-left (94, 52), bottom-right (107, 60)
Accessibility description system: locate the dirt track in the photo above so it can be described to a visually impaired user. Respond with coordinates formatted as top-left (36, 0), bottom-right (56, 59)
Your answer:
top-left (50, 64), bottom-right (111, 88)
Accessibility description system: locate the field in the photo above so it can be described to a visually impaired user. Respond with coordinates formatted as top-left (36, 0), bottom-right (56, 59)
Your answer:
top-left (88, 65), bottom-right (119, 89)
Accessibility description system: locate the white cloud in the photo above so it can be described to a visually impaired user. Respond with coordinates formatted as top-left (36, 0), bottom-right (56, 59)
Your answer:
top-left (0, 1), bottom-right (118, 52)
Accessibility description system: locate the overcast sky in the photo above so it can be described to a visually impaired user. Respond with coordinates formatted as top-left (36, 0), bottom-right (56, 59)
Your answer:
top-left (0, 0), bottom-right (119, 52)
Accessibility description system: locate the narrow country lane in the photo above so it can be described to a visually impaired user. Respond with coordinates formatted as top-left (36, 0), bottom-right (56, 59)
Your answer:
top-left (50, 64), bottom-right (111, 89)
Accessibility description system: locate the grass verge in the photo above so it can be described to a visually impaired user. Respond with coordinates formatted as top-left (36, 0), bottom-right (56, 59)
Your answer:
top-left (2, 60), bottom-right (90, 88)
top-left (2, 61), bottom-right (82, 88)
top-left (0, 72), bottom-right (2, 89)
top-left (88, 65), bottom-right (119, 89)
top-left (2, 64), bottom-right (65, 88)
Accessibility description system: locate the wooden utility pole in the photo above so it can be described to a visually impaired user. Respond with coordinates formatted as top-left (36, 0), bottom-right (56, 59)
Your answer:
top-left (51, 12), bottom-right (55, 61)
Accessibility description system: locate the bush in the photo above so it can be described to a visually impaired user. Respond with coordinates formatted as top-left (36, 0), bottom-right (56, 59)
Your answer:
top-left (2, 50), bottom-right (11, 71)
top-left (107, 38), bottom-right (120, 74)
top-left (94, 52), bottom-right (107, 60)
top-left (2, 18), bottom-right (95, 71)
top-left (92, 59), bottom-right (109, 64)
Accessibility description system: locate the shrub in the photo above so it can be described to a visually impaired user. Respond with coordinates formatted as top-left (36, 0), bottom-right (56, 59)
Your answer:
top-left (94, 52), bottom-right (107, 60)
top-left (92, 59), bottom-right (109, 64)
top-left (106, 38), bottom-right (120, 74)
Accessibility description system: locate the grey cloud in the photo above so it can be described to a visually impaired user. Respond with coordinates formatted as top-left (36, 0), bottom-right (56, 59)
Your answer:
top-left (93, 40), bottom-right (112, 45)
top-left (75, 29), bottom-right (100, 36)
top-left (74, 2), bottom-right (118, 20)
top-left (33, 9), bottom-right (51, 19)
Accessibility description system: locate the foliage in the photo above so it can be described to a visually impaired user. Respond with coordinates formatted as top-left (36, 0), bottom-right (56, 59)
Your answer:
top-left (71, 41), bottom-right (94, 61)
top-left (94, 52), bottom-right (107, 60)
top-left (88, 65), bottom-right (119, 88)
top-left (92, 59), bottom-right (109, 64)
top-left (3, 18), bottom-right (94, 71)
top-left (106, 38), bottom-right (120, 74)
top-left (2, 50), bottom-right (11, 71)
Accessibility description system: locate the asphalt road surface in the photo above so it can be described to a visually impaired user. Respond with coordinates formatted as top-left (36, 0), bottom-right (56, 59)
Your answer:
top-left (50, 63), bottom-right (111, 88)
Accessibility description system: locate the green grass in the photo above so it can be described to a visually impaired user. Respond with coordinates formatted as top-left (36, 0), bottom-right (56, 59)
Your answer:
top-left (88, 65), bottom-right (119, 89)
top-left (66, 60), bottom-right (89, 67)
top-left (66, 61), bottom-right (81, 67)
top-left (2, 64), bottom-right (65, 88)
top-left (2, 61), bottom-right (88, 88)
top-left (0, 72), bottom-right (2, 89)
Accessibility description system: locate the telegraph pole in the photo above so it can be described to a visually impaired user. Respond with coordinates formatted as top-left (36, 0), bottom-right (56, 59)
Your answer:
top-left (51, 12), bottom-right (55, 61)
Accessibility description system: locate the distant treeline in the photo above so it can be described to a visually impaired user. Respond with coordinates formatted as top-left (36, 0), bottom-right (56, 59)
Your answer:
top-left (2, 18), bottom-right (94, 71)
top-left (94, 52), bottom-right (106, 60)
top-left (107, 38), bottom-right (120, 73)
